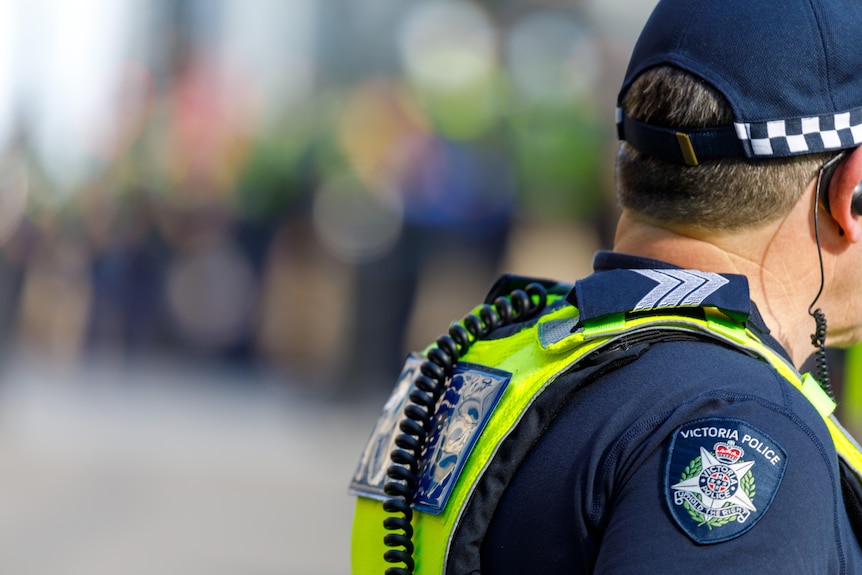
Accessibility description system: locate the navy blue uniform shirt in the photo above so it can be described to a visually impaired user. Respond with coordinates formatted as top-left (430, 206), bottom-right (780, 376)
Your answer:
top-left (480, 252), bottom-right (862, 574)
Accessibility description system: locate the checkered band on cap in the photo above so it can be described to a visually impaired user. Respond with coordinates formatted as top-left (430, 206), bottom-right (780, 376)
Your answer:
top-left (738, 109), bottom-right (862, 157)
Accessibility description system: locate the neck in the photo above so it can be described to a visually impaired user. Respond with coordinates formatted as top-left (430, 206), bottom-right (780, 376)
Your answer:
top-left (612, 206), bottom-right (823, 367)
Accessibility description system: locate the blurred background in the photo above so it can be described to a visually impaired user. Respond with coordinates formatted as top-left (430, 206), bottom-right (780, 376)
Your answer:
top-left (0, 0), bottom-right (641, 396)
top-left (1, 0), bottom-right (860, 573)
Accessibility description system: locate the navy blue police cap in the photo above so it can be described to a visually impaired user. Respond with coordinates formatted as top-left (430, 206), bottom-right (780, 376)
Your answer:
top-left (617, 0), bottom-right (862, 166)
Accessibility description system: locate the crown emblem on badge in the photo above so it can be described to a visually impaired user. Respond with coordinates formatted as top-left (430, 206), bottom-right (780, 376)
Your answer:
top-left (714, 440), bottom-right (744, 463)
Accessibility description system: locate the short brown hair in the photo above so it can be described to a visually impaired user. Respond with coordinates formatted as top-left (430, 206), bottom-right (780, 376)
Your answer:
top-left (616, 66), bottom-right (830, 230)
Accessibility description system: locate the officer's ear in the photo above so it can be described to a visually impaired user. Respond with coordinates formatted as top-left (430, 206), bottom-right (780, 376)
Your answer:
top-left (825, 146), bottom-right (862, 243)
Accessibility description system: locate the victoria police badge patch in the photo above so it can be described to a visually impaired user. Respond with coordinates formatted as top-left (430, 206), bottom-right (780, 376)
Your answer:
top-left (665, 417), bottom-right (787, 544)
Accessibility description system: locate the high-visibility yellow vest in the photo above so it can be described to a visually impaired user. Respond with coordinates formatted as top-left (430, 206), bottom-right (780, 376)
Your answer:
top-left (350, 297), bottom-right (862, 574)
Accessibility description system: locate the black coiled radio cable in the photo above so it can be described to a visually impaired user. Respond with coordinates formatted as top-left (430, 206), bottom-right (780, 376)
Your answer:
top-left (809, 309), bottom-right (832, 398)
top-left (381, 283), bottom-right (548, 574)
top-left (808, 153), bottom-right (839, 399)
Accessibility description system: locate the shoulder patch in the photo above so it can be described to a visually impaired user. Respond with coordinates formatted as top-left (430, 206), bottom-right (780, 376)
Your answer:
top-left (665, 417), bottom-right (787, 544)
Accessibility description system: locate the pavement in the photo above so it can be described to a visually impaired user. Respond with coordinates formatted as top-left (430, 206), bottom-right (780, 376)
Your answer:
top-left (0, 356), bottom-right (381, 575)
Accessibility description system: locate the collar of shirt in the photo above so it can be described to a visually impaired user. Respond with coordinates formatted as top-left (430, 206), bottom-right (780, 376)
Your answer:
top-left (568, 250), bottom-right (790, 363)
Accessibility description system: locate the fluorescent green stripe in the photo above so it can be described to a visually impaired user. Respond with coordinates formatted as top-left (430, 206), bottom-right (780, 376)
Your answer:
top-left (801, 373), bottom-right (837, 418)
top-left (582, 313), bottom-right (627, 339)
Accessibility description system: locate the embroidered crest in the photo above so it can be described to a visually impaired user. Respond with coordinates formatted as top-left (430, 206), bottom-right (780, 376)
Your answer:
top-left (666, 418), bottom-right (787, 544)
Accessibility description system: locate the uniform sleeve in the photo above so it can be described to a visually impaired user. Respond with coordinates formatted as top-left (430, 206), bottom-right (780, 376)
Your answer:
top-left (593, 393), bottom-right (849, 574)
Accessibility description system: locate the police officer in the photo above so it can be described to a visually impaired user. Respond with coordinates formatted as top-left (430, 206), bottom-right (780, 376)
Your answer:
top-left (350, 0), bottom-right (862, 572)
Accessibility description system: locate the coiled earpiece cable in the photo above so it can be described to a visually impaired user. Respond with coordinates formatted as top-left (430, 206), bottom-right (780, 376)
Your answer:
top-left (381, 283), bottom-right (548, 574)
top-left (809, 153), bottom-right (842, 398)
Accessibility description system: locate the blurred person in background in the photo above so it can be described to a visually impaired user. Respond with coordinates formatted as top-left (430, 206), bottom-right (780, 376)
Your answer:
top-left (341, 125), bottom-right (517, 399)
top-left (349, 0), bottom-right (862, 572)
top-left (335, 0), bottom-right (520, 400)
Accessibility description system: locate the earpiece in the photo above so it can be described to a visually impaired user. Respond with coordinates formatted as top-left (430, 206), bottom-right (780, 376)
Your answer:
top-left (852, 180), bottom-right (862, 216)
top-left (818, 150), bottom-right (862, 216)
